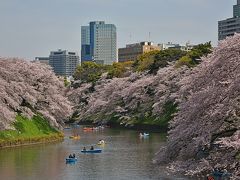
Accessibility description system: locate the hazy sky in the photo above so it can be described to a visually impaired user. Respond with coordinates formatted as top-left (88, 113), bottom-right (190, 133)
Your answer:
top-left (0, 0), bottom-right (236, 60)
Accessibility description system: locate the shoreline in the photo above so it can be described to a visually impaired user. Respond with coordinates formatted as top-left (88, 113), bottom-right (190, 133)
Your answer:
top-left (68, 121), bottom-right (168, 133)
top-left (0, 133), bottom-right (64, 149)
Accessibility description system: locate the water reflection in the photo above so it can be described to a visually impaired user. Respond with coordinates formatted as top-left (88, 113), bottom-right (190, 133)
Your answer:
top-left (0, 127), bottom-right (188, 180)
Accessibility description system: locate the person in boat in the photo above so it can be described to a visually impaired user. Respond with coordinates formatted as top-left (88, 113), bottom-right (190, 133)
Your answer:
top-left (73, 153), bottom-right (75, 158)
top-left (83, 147), bottom-right (86, 151)
top-left (69, 154), bottom-right (73, 158)
top-left (90, 146), bottom-right (94, 150)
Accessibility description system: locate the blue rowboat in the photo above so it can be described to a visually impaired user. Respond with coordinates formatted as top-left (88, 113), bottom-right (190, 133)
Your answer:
top-left (81, 149), bottom-right (102, 153)
top-left (66, 158), bottom-right (77, 162)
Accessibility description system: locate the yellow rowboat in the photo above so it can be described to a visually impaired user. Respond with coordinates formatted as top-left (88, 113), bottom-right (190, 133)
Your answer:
top-left (69, 135), bottom-right (80, 140)
top-left (97, 140), bottom-right (105, 145)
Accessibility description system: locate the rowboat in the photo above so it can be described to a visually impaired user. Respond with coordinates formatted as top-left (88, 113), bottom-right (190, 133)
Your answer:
top-left (69, 135), bottom-right (80, 139)
top-left (81, 149), bottom-right (102, 153)
top-left (139, 133), bottom-right (149, 137)
top-left (83, 127), bottom-right (93, 131)
top-left (66, 158), bottom-right (77, 162)
top-left (97, 140), bottom-right (105, 145)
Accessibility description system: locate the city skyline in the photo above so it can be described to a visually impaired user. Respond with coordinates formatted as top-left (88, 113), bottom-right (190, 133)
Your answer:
top-left (0, 0), bottom-right (236, 60)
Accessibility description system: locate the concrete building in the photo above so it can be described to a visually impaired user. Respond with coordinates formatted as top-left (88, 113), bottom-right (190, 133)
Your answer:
top-left (158, 42), bottom-right (181, 50)
top-left (81, 21), bottom-right (117, 65)
top-left (218, 0), bottom-right (240, 40)
top-left (49, 49), bottom-right (79, 77)
top-left (158, 42), bottom-right (195, 51)
top-left (35, 57), bottom-right (49, 65)
top-left (118, 41), bottom-right (160, 62)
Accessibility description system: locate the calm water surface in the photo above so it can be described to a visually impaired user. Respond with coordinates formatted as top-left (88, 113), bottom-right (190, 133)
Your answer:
top-left (0, 127), bottom-right (189, 180)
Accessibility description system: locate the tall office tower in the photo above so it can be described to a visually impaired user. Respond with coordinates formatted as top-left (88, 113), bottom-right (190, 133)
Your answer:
top-left (233, 0), bottom-right (240, 17)
top-left (49, 49), bottom-right (80, 77)
top-left (81, 21), bottom-right (117, 65)
top-left (81, 26), bottom-right (91, 61)
top-left (218, 0), bottom-right (240, 40)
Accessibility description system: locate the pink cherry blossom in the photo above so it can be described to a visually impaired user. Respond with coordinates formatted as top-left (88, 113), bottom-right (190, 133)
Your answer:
top-left (0, 58), bottom-right (73, 130)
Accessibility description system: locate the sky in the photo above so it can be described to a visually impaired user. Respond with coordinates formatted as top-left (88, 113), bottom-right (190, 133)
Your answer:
top-left (0, 0), bottom-right (236, 60)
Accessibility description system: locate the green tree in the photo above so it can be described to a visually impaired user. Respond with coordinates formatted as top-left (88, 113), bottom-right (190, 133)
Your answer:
top-left (149, 49), bottom-right (187, 74)
top-left (188, 42), bottom-right (212, 62)
top-left (132, 49), bottom-right (187, 74)
top-left (107, 61), bottom-right (133, 78)
top-left (175, 42), bottom-right (212, 68)
top-left (63, 76), bottom-right (70, 87)
top-left (74, 62), bottom-right (105, 83)
top-left (175, 55), bottom-right (195, 68)
top-left (133, 50), bottom-right (160, 72)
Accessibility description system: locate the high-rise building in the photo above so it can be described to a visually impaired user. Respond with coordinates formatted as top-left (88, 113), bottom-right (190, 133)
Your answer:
top-left (81, 21), bottom-right (117, 65)
top-left (218, 0), bottom-right (240, 40)
top-left (234, 0), bottom-right (240, 17)
top-left (49, 49), bottom-right (79, 77)
top-left (81, 26), bottom-right (91, 62)
top-left (118, 42), bottom-right (160, 62)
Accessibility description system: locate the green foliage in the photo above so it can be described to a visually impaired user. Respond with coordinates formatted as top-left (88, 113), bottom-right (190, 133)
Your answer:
top-left (73, 61), bottom-right (134, 82)
top-left (175, 55), bottom-right (196, 68)
top-left (133, 42), bottom-right (212, 72)
top-left (107, 61), bottom-right (133, 78)
top-left (133, 50), bottom-right (160, 72)
top-left (133, 49), bottom-right (187, 74)
top-left (0, 114), bottom-right (62, 147)
top-left (149, 49), bottom-right (187, 74)
top-left (176, 42), bottom-right (212, 68)
top-left (74, 62), bottom-right (105, 83)
top-left (73, 42), bottom-right (212, 83)
top-left (188, 41), bottom-right (212, 62)
top-left (64, 76), bottom-right (70, 87)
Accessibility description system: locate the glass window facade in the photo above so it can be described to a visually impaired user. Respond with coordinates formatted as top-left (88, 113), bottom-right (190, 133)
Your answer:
top-left (218, 1), bottom-right (240, 40)
top-left (81, 21), bottom-right (117, 65)
top-left (49, 50), bottom-right (79, 76)
top-left (81, 26), bottom-right (92, 62)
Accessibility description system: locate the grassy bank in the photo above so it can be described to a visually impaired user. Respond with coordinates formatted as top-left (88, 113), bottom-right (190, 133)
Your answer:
top-left (0, 115), bottom-right (63, 148)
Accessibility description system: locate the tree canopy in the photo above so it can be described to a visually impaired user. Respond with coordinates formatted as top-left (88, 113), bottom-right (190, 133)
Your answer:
top-left (0, 58), bottom-right (72, 130)
top-left (74, 62), bottom-right (106, 83)
top-left (155, 36), bottom-right (239, 178)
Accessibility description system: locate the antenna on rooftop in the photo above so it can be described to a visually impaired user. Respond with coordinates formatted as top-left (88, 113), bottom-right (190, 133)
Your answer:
top-left (148, 32), bottom-right (151, 42)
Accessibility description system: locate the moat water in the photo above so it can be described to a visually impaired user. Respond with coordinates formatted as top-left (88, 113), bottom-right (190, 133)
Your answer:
top-left (0, 126), bottom-right (189, 180)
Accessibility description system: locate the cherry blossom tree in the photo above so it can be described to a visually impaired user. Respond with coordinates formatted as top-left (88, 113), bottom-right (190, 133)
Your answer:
top-left (155, 34), bottom-right (240, 178)
top-left (67, 61), bottom-right (191, 127)
top-left (66, 34), bottom-right (240, 178)
top-left (0, 58), bottom-right (72, 130)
